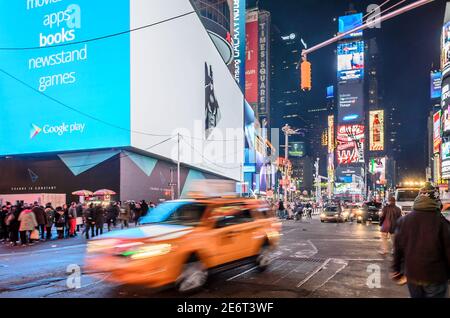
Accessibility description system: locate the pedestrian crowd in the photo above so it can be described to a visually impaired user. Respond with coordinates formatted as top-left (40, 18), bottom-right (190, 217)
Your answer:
top-left (0, 200), bottom-right (156, 246)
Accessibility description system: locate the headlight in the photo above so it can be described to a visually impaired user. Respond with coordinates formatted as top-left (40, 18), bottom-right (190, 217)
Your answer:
top-left (334, 214), bottom-right (339, 217)
top-left (122, 244), bottom-right (172, 260)
top-left (320, 213), bottom-right (326, 217)
top-left (87, 239), bottom-right (124, 253)
top-left (378, 211), bottom-right (383, 215)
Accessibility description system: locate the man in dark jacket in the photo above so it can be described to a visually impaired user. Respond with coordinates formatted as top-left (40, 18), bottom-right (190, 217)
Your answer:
top-left (379, 196), bottom-right (402, 255)
top-left (83, 204), bottom-right (96, 239)
top-left (32, 203), bottom-right (46, 240)
top-left (392, 183), bottom-right (450, 298)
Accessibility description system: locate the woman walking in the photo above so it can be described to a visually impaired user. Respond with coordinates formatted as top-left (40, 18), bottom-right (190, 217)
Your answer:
top-left (18, 205), bottom-right (38, 246)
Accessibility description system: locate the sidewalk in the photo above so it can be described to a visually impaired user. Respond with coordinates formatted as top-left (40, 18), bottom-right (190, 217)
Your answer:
top-left (0, 223), bottom-right (137, 255)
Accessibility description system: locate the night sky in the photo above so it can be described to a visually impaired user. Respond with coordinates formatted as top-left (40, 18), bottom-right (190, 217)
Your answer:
top-left (250, 0), bottom-right (446, 180)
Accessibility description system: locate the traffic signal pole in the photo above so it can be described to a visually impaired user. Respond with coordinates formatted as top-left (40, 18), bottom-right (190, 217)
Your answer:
top-left (301, 0), bottom-right (434, 59)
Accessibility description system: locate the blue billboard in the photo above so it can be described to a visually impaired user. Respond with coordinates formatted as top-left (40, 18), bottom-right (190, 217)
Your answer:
top-left (0, 0), bottom-right (131, 156)
top-left (337, 41), bottom-right (364, 82)
top-left (326, 85), bottom-right (334, 99)
top-left (431, 71), bottom-right (442, 99)
top-left (338, 13), bottom-right (363, 39)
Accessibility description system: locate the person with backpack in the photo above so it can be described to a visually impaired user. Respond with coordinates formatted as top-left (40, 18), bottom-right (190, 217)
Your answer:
top-left (83, 203), bottom-right (96, 239)
top-left (44, 205), bottom-right (55, 240)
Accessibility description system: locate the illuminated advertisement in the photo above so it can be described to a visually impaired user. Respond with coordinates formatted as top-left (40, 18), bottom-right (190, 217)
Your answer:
top-left (369, 157), bottom-right (386, 185)
top-left (441, 77), bottom-right (450, 135)
top-left (434, 110), bottom-right (442, 154)
top-left (431, 71), bottom-right (442, 99)
top-left (336, 166), bottom-right (363, 183)
top-left (328, 115), bottom-right (335, 153)
top-left (232, 0), bottom-right (247, 89)
top-left (369, 110), bottom-right (384, 151)
top-left (0, 0), bottom-right (245, 181)
top-left (289, 142), bottom-right (305, 158)
top-left (335, 182), bottom-right (363, 195)
top-left (442, 21), bottom-right (450, 72)
top-left (442, 142), bottom-right (450, 179)
top-left (338, 82), bottom-right (364, 123)
top-left (337, 41), bottom-right (364, 82)
top-left (326, 85), bottom-right (334, 99)
top-left (336, 125), bottom-right (365, 165)
top-left (258, 11), bottom-right (270, 116)
top-left (245, 10), bottom-right (259, 104)
top-left (338, 13), bottom-right (363, 39)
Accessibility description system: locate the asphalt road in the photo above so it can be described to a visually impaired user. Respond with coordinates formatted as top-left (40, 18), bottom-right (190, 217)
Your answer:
top-left (0, 217), bottom-right (418, 298)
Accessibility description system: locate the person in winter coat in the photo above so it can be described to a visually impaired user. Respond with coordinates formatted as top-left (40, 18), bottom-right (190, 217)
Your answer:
top-left (63, 204), bottom-right (70, 238)
top-left (140, 200), bottom-right (149, 217)
top-left (68, 202), bottom-right (77, 237)
top-left (7, 205), bottom-right (21, 246)
top-left (32, 203), bottom-right (46, 240)
top-left (133, 203), bottom-right (142, 226)
top-left (392, 183), bottom-right (450, 298)
top-left (76, 203), bottom-right (83, 232)
top-left (83, 204), bottom-right (96, 239)
top-left (379, 196), bottom-right (402, 255)
top-left (54, 207), bottom-right (66, 239)
top-left (44, 206), bottom-right (55, 240)
top-left (118, 203), bottom-right (131, 229)
top-left (105, 203), bottom-right (116, 232)
top-left (18, 206), bottom-right (38, 245)
top-left (94, 204), bottom-right (105, 236)
top-left (0, 206), bottom-right (8, 241)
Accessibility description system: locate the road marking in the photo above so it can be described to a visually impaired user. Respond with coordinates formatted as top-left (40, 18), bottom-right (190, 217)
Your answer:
top-left (284, 229), bottom-right (297, 235)
top-left (311, 239), bottom-right (380, 242)
top-left (0, 244), bottom-right (86, 257)
top-left (307, 240), bottom-right (318, 254)
top-left (307, 259), bottom-right (348, 297)
top-left (343, 258), bottom-right (384, 261)
top-left (297, 258), bottom-right (331, 288)
top-left (226, 266), bottom-right (258, 281)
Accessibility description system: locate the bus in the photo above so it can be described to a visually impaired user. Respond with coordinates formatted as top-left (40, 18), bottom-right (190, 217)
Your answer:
top-left (394, 187), bottom-right (420, 215)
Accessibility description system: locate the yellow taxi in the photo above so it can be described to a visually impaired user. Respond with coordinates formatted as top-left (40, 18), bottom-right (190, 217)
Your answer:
top-left (85, 197), bottom-right (282, 293)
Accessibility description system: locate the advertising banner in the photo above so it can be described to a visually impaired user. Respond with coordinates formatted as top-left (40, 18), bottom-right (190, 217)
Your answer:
top-left (289, 142), bottom-right (305, 158)
top-left (336, 166), bottom-right (363, 183)
top-left (434, 110), bottom-right (442, 154)
top-left (258, 11), bottom-right (270, 117)
top-left (442, 142), bottom-right (450, 179)
top-left (441, 77), bottom-right (450, 134)
top-left (0, 0), bottom-right (131, 156)
top-left (245, 10), bottom-right (259, 104)
top-left (338, 82), bottom-right (364, 123)
top-left (326, 85), bottom-right (334, 99)
top-left (442, 21), bottom-right (450, 72)
top-left (336, 124), bottom-right (365, 165)
top-left (328, 115), bottom-right (335, 154)
top-left (232, 0), bottom-right (246, 89)
top-left (338, 13), bottom-right (363, 39)
top-left (337, 41), bottom-right (364, 82)
top-left (369, 157), bottom-right (386, 185)
top-left (431, 71), bottom-right (442, 99)
top-left (369, 110), bottom-right (384, 151)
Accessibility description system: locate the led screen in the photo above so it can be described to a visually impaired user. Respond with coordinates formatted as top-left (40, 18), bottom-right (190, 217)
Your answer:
top-left (337, 41), bottom-right (364, 82)
top-left (434, 110), bottom-right (442, 154)
top-left (431, 71), bottom-right (442, 99)
top-left (336, 124), bottom-right (365, 165)
top-left (0, 0), bottom-right (131, 156)
top-left (289, 142), bottom-right (305, 158)
top-left (369, 110), bottom-right (384, 151)
top-left (338, 82), bottom-right (364, 123)
top-left (338, 13), bottom-right (363, 39)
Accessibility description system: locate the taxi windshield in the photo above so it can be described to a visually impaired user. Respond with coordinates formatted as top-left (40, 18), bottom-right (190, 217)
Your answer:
top-left (140, 201), bottom-right (205, 226)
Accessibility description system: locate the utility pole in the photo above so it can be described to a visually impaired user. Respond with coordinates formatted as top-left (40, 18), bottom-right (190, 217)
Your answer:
top-left (281, 124), bottom-right (299, 213)
top-left (314, 158), bottom-right (321, 204)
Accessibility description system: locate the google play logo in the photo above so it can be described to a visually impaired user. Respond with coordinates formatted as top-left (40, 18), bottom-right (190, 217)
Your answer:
top-left (30, 124), bottom-right (42, 139)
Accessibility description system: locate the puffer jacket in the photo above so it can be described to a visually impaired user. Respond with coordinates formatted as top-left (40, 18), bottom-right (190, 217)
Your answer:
top-left (393, 195), bottom-right (450, 284)
top-left (18, 209), bottom-right (38, 231)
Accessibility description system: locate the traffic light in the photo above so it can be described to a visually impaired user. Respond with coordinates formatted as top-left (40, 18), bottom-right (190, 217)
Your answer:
top-left (300, 60), bottom-right (312, 91)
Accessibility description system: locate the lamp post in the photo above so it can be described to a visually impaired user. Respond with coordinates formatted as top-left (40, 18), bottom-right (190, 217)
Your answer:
top-left (281, 124), bottom-right (300, 215)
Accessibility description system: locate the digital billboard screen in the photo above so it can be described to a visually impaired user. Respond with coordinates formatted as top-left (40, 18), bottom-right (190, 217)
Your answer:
top-left (338, 82), bottom-right (364, 123)
top-left (434, 110), bottom-right (442, 154)
top-left (369, 157), bottom-right (386, 185)
top-left (336, 124), bottom-right (365, 165)
top-left (337, 41), bottom-right (364, 82)
top-left (326, 85), bottom-right (334, 99)
top-left (431, 71), bottom-right (442, 99)
top-left (0, 0), bottom-right (131, 156)
top-left (442, 142), bottom-right (450, 179)
top-left (338, 13), bottom-right (363, 39)
top-left (328, 115), bottom-right (335, 153)
top-left (442, 77), bottom-right (450, 134)
top-left (442, 21), bottom-right (450, 71)
top-left (245, 10), bottom-right (259, 104)
top-left (369, 110), bottom-right (384, 151)
top-left (289, 142), bottom-right (305, 158)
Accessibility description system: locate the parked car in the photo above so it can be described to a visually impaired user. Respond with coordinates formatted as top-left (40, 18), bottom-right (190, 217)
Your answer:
top-left (320, 205), bottom-right (347, 223)
top-left (85, 197), bottom-right (281, 294)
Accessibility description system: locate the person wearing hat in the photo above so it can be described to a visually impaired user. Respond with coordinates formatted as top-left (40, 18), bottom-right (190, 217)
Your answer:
top-left (392, 182), bottom-right (450, 298)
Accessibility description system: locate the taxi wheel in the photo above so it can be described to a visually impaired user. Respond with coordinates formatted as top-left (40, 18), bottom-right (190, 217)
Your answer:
top-left (176, 258), bottom-right (208, 294)
top-left (256, 243), bottom-right (272, 272)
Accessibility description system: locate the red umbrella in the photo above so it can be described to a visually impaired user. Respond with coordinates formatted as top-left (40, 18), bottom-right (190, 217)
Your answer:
top-left (72, 190), bottom-right (93, 196)
top-left (93, 189), bottom-right (117, 196)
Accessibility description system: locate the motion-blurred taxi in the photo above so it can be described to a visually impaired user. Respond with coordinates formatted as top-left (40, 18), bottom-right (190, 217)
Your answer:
top-left (85, 197), bottom-right (281, 293)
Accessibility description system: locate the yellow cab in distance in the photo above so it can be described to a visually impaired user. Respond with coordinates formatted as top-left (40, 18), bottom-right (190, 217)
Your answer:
top-left (85, 196), bottom-right (282, 293)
